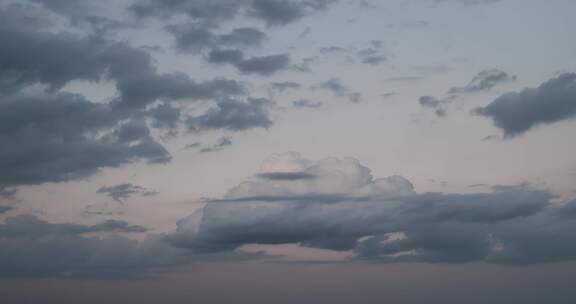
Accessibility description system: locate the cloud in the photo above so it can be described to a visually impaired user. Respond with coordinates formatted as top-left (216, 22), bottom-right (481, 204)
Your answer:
top-left (0, 91), bottom-right (170, 190)
top-left (167, 25), bottom-right (267, 53)
top-left (0, 215), bottom-right (148, 237)
top-left (357, 48), bottom-right (386, 66)
top-left (0, 5), bottom-right (275, 190)
top-left (270, 81), bottom-right (303, 93)
top-left (293, 99), bottom-right (323, 108)
top-left (257, 172), bottom-right (318, 180)
top-left (188, 98), bottom-right (274, 132)
top-left (418, 69), bottom-right (515, 116)
top-left (168, 153), bottom-right (576, 264)
top-left (200, 137), bottom-right (233, 153)
top-left (131, 0), bottom-right (336, 27)
top-left (0, 188), bottom-right (17, 199)
top-left (97, 183), bottom-right (158, 203)
top-left (0, 206), bottom-right (13, 214)
top-left (249, 0), bottom-right (336, 26)
top-left (419, 95), bottom-right (448, 116)
top-left (475, 73), bottom-right (576, 137)
top-left (208, 49), bottom-right (292, 76)
top-left (0, 214), bottom-right (192, 278)
top-left (448, 69), bottom-right (516, 94)
top-left (316, 78), bottom-right (362, 102)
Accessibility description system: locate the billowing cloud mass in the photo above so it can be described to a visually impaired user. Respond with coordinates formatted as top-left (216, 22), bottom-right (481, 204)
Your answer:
top-left (475, 73), bottom-right (576, 137)
top-left (2, 152), bottom-right (576, 278)
top-left (0, 3), bottom-right (272, 190)
top-left (169, 153), bottom-right (576, 264)
top-left (97, 183), bottom-right (158, 203)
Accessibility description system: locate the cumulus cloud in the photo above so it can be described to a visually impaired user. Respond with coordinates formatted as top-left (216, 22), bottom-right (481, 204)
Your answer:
top-left (208, 49), bottom-right (292, 76)
top-left (475, 73), bottom-right (576, 137)
top-left (97, 183), bottom-right (158, 203)
top-left (168, 152), bottom-right (576, 264)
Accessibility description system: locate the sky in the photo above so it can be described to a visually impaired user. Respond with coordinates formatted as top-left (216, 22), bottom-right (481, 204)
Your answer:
top-left (1, 0), bottom-right (576, 303)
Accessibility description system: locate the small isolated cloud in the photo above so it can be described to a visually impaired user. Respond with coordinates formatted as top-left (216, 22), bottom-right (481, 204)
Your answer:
top-left (270, 81), bottom-right (303, 93)
top-left (475, 73), bottom-right (576, 138)
top-left (97, 183), bottom-right (158, 203)
top-left (448, 69), bottom-right (516, 94)
top-left (167, 25), bottom-right (267, 53)
top-left (200, 137), bottom-right (233, 153)
top-left (208, 49), bottom-right (291, 76)
top-left (418, 69), bottom-right (515, 116)
top-left (188, 98), bottom-right (274, 132)
top-left (418, 95), bottom-right (449, 117)
top-left (257, 172), bottom-right (318, 180)
top-left (293, 99), bottom-right (323, 108)
top-left (316, 78), bottom-right (362, 102)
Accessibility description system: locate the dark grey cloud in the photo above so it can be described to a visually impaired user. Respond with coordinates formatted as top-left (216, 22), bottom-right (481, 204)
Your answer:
top-left (148, 103), bottom-right (182, 130)
top-left (357, 48), bottom-right (386, 66)
top-left (270, 81), bottom-right (303, 93)
top-left (0, 5), bottom-right (271, 190)
top-left (200, 137), bottom-right (233, 153)
top-left (432, 0), bottom-right (502, 6)
top-left (319, 46), bottom-right (348, 54)
top-left (250, 0), bottom-right (336, 26)
top-left (257, 172), bottom-right (318, 180)
top-left (0, 91), bottom-right (170, 190)
top-left (293, 99), bottom-right (323, 108)
top-left (0, 214), bottom-right (192, 278)
top-left (418, 69), bottom-right (514, 116)
top-left (475, 73), bottom-right (576, 137)
top-left (0, 5), bottom-right (245, 104)
top-left (188, 98), bottom-right (274, 132)
top-left (97, 183), bottom-right (158, 203)
top-left (130, 0), bottom-right (336, 27)
top-left (419, 95), bottom-right (447, 116)
top-left (208, 49), bottom-right (292, 76)
top-left (0, 206), bottom-right (13, 214)
top-left (317, 78), bottom-right (362, 102)
top-left (448, 69), bottom-right (516, 94)
top-left (167, 24), bottom-right (267, 53)
top-left (0, 215), bottom-right (148, 238)
top-left (0, 188), bottom-right (17, 200)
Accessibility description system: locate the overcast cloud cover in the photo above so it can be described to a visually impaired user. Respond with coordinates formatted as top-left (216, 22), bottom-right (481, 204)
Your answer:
top-left (1, 0), bottom-right (576, 303)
